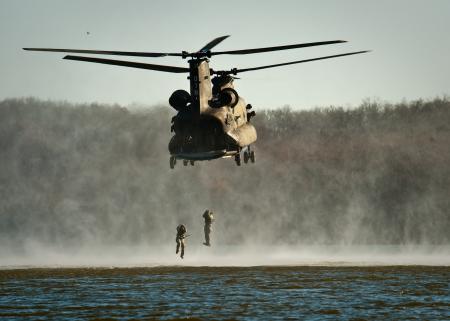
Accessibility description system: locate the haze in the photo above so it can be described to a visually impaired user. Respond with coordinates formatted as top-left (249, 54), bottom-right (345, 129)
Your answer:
top-left (1, 98), bottom-right (449, 267)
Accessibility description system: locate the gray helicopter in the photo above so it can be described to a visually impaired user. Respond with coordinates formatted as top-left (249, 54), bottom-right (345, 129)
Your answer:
top-left (24, 36), bottom-right (369, 168)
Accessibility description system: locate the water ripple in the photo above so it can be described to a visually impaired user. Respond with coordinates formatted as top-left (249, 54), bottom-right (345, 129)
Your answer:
top-left (0, 266), bottom-right (449, 320)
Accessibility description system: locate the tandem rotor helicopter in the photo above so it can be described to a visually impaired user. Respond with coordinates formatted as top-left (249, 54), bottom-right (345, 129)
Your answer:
top-left (24, 36), bottom-right (369, 168)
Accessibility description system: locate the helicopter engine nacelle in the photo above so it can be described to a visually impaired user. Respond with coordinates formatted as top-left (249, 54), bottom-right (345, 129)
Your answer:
top-left (169, 89), bottom-right (191, 111)
top-left (209, 88), bottom-right (239, 108)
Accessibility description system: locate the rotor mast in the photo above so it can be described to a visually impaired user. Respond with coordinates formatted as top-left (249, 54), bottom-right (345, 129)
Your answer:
top-left (188, 58), bottom-right (213, 118)
top-left (184, 37), bottom-right (230, 118)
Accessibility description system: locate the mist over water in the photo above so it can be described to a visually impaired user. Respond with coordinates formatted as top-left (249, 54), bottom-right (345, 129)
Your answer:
top-left (1, 97), bottom-right (449, 267)
top-left (3, 245), bottom-right (450, 268)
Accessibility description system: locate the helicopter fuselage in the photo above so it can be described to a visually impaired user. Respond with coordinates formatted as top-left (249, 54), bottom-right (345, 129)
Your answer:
top-left (168, 58), bottom-right (257, 163)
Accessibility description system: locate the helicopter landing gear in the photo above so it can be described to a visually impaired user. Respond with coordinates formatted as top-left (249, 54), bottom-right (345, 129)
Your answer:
top-left (182, 159), bottom-right (194, 166)
top-left (243, 147), bottom-right (255, 164)
top-left (235, 153), bottom-right (241, 166)
top-left (170, 156), bottom-right (176, 169)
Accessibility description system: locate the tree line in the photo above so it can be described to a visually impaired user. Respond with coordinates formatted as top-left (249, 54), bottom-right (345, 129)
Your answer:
top-left (0, 97), bottom-right (449, 251)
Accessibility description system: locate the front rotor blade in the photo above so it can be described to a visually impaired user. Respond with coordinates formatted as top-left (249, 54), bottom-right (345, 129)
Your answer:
top-left (64, 55), bottom-right (189, 73)
top-left (198, 35), bottom-right (230, 52)
top-left (24, 48), bottom-right (182, 58)
top-left (211, 40), bottom-right (347, 56)
top-left (234, 51), bottom-right (370, 73)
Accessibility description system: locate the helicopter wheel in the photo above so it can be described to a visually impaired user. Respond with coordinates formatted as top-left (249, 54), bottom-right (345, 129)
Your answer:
top-left (183, 160), bottom-right (188, 166)
top-left (243, 151), bottom-right (249, 164)
top-left (170, 156), bottom-right (176, 169)
top-left (235, 153), bottom-right (241, 166)
top-left (250, 150), bottom-right (255, 163)
top-left (190, 160), bottom-right (195, 166)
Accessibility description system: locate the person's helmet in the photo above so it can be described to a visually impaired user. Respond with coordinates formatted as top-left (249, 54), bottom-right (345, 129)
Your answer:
top-left (177, 224), bottom-right (186, 233)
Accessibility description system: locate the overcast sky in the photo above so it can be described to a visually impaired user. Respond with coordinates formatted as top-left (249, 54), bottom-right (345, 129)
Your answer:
top-left (1, 0), bottom-right (449, 109)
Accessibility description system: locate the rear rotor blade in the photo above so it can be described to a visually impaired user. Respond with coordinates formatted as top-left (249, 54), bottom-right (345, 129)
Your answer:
top-left (24, 48), bottom-right (182, 58)
top-left (64, 55), bottom-right (189, 73)
top-left (211, 40), bottom-right (347, 56)
top-left (232, 50), bottom-right (370, 74)
top-left (198, 35), bottom-right (230, 52)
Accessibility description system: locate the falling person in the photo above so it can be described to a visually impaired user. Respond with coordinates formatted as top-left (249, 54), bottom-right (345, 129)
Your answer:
top-left (202, 210), bottom-right (214, 246)
top-left (176, 224), bottom-right (187, 259)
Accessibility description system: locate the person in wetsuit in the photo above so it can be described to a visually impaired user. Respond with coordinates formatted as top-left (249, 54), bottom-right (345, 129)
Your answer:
top-left (176, 224), bottom-right (187, 259)
top-left (202, 210), bottom-right (214, 246)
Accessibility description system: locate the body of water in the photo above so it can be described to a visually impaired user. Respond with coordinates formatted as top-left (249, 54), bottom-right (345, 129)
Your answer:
top-left (1, 266), bottom-right (449, 320)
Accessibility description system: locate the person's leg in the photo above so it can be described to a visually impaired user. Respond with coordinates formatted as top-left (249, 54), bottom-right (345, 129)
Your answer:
top-left (204, 225), bottom-right (208, 245)
top-left (180, 239), bottom-right (185, 258)
top-left (204, 225), bottom-right (211, 246)
top-left (176, 238), bottom-right (180, 254)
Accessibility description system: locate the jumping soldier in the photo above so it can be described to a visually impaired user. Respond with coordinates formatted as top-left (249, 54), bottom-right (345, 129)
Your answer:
top-left (202, 210), bottom-right (215, 246)
top-left (175, 224), bottom-right (187, 259)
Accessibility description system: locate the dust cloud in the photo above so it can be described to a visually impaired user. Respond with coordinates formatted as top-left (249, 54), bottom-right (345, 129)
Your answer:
top-left (1, 97), bottom-right (449, 267)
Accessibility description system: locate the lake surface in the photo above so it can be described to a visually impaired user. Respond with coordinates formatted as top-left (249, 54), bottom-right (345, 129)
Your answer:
top-left (1, 266), bottom-right (449, 320)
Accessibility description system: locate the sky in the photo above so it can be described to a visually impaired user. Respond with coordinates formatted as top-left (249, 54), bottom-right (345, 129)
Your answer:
top-left (1, 0), bottom-right (449, 110)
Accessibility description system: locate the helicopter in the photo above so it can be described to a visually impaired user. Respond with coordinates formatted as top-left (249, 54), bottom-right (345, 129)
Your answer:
top-left (24, 36), bottom-right (369, 168)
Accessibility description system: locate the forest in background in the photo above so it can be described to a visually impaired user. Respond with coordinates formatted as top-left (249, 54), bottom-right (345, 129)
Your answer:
top-left (1, 97), bottom-right (449, 253)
